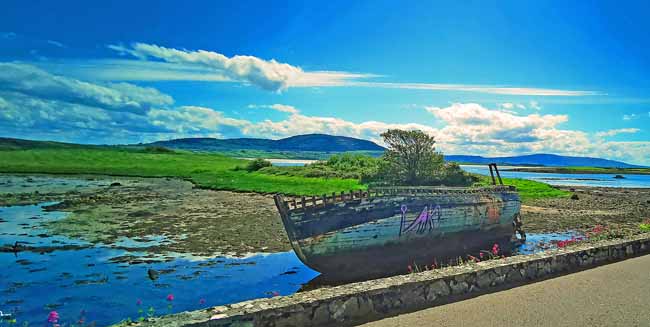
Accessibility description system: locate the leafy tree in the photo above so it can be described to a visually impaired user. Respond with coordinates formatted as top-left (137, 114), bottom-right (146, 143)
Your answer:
top-left (378, 129), bottom-right (444, 185)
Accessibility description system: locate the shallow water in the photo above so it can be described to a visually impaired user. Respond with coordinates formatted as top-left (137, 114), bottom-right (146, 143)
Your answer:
top-left (0, 203), bottom-right (318, 326)
top-left (0, 202), bottom-right (580, 326)
top-left (461, 165), bottom-right (650, 188)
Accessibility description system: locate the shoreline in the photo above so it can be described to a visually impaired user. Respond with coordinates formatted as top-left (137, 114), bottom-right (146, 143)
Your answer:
top-left (508, 167), bottom-right (650, 175)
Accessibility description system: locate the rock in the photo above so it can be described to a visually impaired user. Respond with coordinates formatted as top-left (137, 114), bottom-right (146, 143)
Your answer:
top-left (427, 280), bottom-right (450, 298)
top-left (312, 305), bottom-right (330, 325)
top-left (147, 269), bottom-right (159, 281)
top-left (448, 280), bottom-right (468, 295)
top-left (570, 193), bottom-right (579, 200)
top-left (110, 182), bottom-right (122, 187)
top-left (613, 175), bottom-right (625, 179)
top-left (476, 271), bottom-right (495, 289)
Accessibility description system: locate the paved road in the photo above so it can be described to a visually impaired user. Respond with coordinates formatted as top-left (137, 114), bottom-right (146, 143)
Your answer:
top-left (362, 255), bottom-right (650, 327)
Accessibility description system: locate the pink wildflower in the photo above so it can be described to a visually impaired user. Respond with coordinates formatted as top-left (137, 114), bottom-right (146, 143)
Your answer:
top-left (479, 252), bottom-right (484, 259)
top-left (166, 294), bottom-right (174, 302)
top-left (492, 243), bottom-right (500, 255)
top-left (407, 265), bottom-right (413, 273)
top-left (271, 291), bottom-right (280, 297)
top-left (199, 298), bottom-right (206, 305)
top-left (47, 311), bottom-right (59, 323)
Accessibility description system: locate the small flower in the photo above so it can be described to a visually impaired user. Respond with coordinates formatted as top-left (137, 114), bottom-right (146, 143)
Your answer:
top-left (271, 291), bottom-right (280, 297)
top-left (479, 252), bottom-right (484, 259)
top-left (136, 299), bottom-right (142, 306)
top-left (407, 265), bottom-right (413, 273)
top-left (199, 298), bottom-right (206, 305)
top-left (47, 311), bottom-right (60, 323)
top-left (492, 243), bottom-right (500, 255)
top-left (166, 294), bottom-right (174, 302)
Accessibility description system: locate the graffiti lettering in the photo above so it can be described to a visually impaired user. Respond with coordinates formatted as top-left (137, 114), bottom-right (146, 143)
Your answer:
top-left (400, 204), bottom-right (441, 235)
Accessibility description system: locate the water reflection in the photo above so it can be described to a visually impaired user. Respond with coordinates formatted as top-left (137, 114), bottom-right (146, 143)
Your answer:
top-left (0, 203), bottom-right (318, 326)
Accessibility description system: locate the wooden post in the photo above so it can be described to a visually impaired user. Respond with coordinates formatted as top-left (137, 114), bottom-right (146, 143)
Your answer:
top-left (332, 192), bottom-right (337, 203)
top-left (322, 194), bottom-right (327, 206)
top-left (291, 199), bottom-right (297, 209)
top-left (340, 191), bottom-right (346, 201)
top-left (301, 196), bottom-right (306, 208)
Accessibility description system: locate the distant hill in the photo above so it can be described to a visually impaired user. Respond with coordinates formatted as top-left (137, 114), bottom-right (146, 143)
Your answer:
top-left (146, 134), bottom-right (386, 152)
top-left (1, 136), bottom-right (643, 168)
top-left (445, 153), bottom-right (643, 168)
top-left (0, 137), bottom-right (97, 150)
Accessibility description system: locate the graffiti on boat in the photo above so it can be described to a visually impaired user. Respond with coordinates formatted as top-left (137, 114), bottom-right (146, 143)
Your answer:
top-left (400, 204), bottom-right (442, 236)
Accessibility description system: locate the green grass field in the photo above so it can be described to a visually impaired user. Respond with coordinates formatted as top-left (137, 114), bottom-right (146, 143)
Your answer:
top-left (476, 176), bottom-right (571, 200)
top-left (0, 148), bottom-right (364, 195)
top-left (0, 147), bottom-right (570, 199)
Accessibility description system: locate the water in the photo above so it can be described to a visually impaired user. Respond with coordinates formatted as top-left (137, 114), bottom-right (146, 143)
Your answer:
top-left (0, 202), bottom-right (582, 326)
top-left (460, 165), bottom-right (650, 188)
top-left (0, 203), bottom-right (318, 326)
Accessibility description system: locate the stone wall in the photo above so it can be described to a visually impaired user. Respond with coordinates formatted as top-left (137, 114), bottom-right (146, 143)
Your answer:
top-left (117, 233), bottom-right (650, 327)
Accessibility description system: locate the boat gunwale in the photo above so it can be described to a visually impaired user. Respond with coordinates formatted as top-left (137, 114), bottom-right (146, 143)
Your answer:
top-left (277, 185), bottom-right (518, 213)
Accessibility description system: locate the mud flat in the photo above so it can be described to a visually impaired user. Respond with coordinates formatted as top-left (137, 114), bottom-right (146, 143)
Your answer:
top-left (0, 174), bottom-right (289, 257)
top-left (522, 186), bottom-right (650, 235)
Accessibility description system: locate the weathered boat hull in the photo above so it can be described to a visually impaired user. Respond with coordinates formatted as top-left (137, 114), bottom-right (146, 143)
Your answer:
top-left (275, 186), bottom-right (520, 281)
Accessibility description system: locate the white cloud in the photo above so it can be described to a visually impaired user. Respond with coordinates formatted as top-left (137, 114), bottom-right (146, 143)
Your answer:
top-left (46, 40), bottom-right (66, 48)
top-left (425, 103), bottom-right (567, 144)
top-left (500, 103), bottom-right (514, 110)
top-left (595, 128), bottom-right (640, 137)
top-left (348, 82), bottom-right (600, 96)
top-left (529, 101), bottom-right (541, 110)
top-left (0, 63), bottom-right (173, 115)
top-left (108, 43), bottom-right (373, 92)
top-left (248, 104), bottom-right (299, 114)
top-left (103, 43), bottom-right (600, 96)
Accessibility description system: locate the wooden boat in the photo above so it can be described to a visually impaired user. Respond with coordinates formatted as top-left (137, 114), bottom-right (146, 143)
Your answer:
top-left (274, 168), bottom-right (524, 281)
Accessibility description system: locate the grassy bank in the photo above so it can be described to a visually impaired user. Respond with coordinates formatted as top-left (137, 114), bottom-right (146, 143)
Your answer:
top-left (0, 148), bottom-right (572, 200)
top-left (0, 148), bottom-right (364, 195)
top-left (476, 176), bottom-right (571, 201)
top-left (508, 166), bottom-right (650, 175)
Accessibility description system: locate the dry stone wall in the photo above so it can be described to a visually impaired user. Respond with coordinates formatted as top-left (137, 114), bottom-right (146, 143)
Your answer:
top-left (117, 233), bottom-right (650, 327)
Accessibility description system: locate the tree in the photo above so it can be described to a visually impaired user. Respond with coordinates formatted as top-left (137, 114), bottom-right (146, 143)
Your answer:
top-left (378, 129), bottom-right (444, 185)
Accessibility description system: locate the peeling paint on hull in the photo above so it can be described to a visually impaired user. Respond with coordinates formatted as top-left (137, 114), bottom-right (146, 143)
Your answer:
top-left (275, 186), bottom-right (520, 281)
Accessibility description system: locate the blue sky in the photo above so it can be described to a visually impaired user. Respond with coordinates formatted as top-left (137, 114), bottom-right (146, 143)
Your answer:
top-left (1, 0), bottom-right (649, 164)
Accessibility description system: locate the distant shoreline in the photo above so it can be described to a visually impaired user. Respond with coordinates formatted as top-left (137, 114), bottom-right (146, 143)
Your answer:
top-left (507, 167), bottom-right (650, 175)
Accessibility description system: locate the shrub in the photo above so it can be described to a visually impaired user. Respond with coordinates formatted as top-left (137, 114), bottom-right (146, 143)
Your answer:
top-left (246, 158), bottom-right (272, 172)
top-left (142, 146), bottom-right (176, 154)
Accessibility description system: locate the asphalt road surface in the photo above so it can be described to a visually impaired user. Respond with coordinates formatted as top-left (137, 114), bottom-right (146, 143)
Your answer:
top-left (362, 254), bottom-right (650, 327)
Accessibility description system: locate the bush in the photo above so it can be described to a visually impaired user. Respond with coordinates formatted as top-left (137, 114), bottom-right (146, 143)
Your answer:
top-left (142, 146), bottom-right (176, 154)
top-left (246, 158), bottom-right (272, 172)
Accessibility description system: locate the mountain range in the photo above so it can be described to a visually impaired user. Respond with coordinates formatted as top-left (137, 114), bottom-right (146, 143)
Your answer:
top-left (0, 134), bottom-right (643, 168)
top-left (146, 134), bottom-right (385, 152)
top-left (443, 154), bottom-right (643, 168)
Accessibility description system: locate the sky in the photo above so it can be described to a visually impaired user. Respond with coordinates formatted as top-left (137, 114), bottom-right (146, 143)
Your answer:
top-left (1, 0), bottom-right (649, 165)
